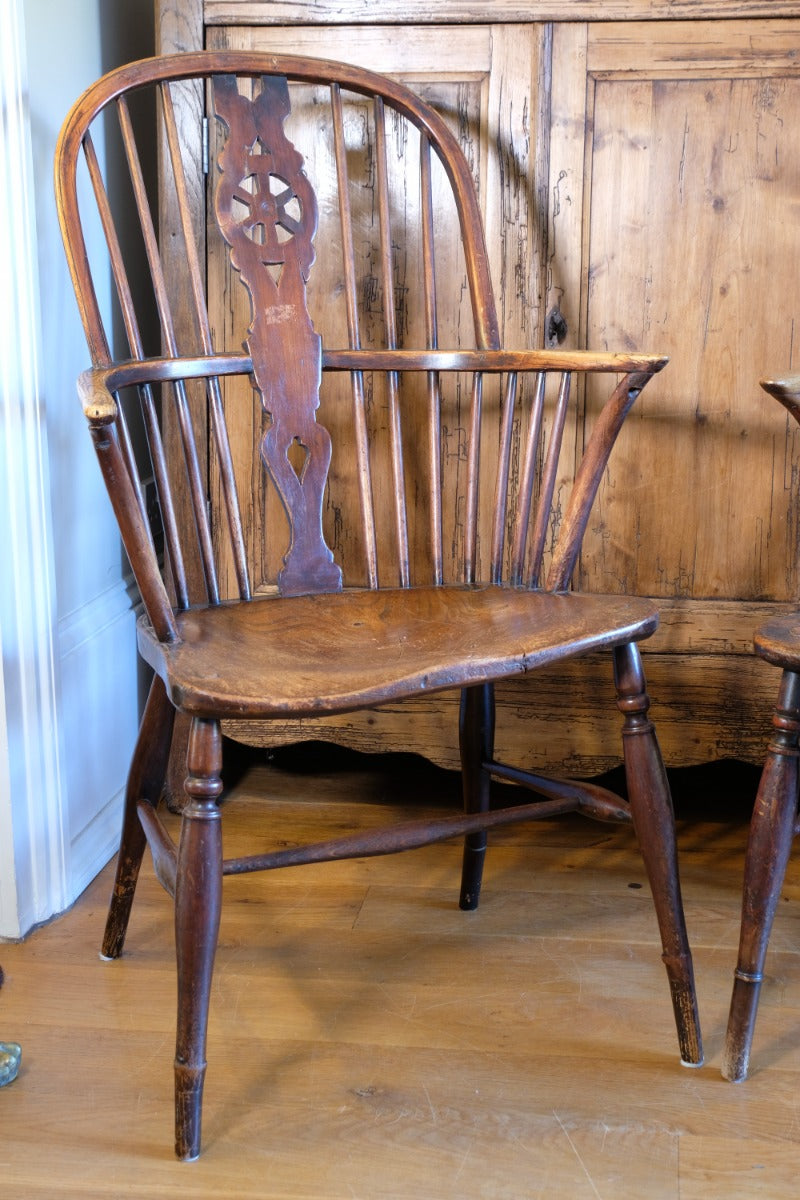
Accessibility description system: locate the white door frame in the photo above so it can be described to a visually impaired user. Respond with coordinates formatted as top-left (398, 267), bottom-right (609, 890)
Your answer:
top-left (0, 0), bottom-right (69, 938)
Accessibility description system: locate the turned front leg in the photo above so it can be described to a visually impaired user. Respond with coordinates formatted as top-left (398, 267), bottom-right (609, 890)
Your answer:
top-left (174, 717), bottom-right (223, 1161)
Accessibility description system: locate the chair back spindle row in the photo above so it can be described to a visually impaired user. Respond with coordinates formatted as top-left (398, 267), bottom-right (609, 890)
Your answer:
top-left (56, 56), bottom-right (666, 633)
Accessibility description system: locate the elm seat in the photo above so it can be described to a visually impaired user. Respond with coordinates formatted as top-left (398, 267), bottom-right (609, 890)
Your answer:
top-left (139, 586), bottom-right (661, 717)
top-left (56, 50), bottom-right (702, 1160)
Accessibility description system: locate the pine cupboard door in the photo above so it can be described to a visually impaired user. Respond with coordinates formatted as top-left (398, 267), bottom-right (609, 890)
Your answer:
top-left (545, 19), bottom-right (800, 766)
top-left (160, 10), bottom-right (800, 772)
top-left (204, 23), bottom-right (575, 770)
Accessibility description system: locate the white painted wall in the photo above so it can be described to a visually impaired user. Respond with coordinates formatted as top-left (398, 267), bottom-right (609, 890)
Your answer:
top-left (0, 0), bottom-right (154, 938)
top-left (0, 0), bottom-right (66, 937)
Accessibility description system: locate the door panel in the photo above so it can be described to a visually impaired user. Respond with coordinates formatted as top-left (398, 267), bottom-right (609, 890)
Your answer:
top-left (551, 20), bottom-right (800, 603)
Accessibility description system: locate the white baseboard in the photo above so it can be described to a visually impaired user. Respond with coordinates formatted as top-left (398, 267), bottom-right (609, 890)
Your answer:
top-left (58, 578), bottom-right (140, 910)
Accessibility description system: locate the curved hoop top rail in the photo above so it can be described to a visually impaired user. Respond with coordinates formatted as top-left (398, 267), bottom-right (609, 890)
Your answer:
top-left (57, 50), bottom-right (667, 634)
top-left (55, 50), bottom-right (501, 366)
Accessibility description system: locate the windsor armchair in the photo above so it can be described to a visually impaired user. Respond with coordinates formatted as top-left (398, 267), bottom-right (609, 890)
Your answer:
top-left (56, 52), bottom-right (702, 1160)
top-left (724, 373), bottom-right (800, 1083)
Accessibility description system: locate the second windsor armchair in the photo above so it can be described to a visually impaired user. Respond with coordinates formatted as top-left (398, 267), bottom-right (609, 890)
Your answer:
top-left (724, 372), bottom-right (800, 1083)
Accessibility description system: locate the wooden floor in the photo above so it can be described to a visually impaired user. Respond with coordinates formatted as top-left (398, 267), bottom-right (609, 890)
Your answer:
top-left (1, 747), bottom-right (799, 1198)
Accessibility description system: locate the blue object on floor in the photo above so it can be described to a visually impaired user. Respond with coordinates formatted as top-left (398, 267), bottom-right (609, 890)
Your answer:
top-left (0, 1043), bottom-right (21, 1087)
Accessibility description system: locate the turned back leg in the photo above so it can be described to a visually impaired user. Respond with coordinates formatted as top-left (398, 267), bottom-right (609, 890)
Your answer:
top-left (102, 676), bottom-right (175, 959)
top-left (614, 642), bottom-right (703, 1067)
top-left (459, 683), bottom-right (495, 911)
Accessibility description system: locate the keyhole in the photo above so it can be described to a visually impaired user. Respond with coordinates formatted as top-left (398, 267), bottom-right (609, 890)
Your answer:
top-left (545, 306), bottom-right (568, 348)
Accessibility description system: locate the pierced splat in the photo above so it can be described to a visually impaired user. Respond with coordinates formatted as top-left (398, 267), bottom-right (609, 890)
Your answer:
top-left (213, 74), bottom-right (341, 595)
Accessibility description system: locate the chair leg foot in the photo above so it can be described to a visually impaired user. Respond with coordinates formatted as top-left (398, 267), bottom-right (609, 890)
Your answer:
top-left (662, 951), bottom-right (704, 1067)
top-left (614, 643), bottom-right (703, 1066)
top-left (459, 835), bottom-right (487, 910)
top-left (722, 972), bottom-right (763, 1081)
top-left (102, 676), bottom-right (175, 959)
top-left (102, 838), bottom-right (147, 960)
top-left (175, 1063), bottom-right (206, 1161)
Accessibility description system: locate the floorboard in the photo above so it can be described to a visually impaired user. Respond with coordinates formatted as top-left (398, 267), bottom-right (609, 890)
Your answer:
top-left (1, 749), bottom-right (798, 1197)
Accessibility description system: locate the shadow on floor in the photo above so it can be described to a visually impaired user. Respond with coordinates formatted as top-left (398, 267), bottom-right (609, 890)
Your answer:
top-left (223, 737), bottom-right (761, 824)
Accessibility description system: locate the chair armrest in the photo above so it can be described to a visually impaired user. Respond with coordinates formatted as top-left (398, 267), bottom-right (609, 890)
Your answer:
top-left (79, 349), bottom-right (667, 422)
top-left (77, 368), bottom-right (120, 422)
top-left (78, 353), bottom-right (256, 421)
top-left (321, 348), bottom-right (668, 374)
top-left (761, 373), bottom-right (800, 426)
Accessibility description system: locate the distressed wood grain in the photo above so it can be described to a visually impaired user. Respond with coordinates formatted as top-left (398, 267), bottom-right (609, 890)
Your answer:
top-left (206, 1), bottom-right (800, 25)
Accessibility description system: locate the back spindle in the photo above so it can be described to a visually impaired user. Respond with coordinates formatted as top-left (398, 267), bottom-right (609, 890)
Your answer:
top-left (509, 370), bottom-right (546, 586)
top-left (420, 132), bottom-right (443, 584)
top-left (374, 95), bottom-right (410, 587)
top-left (490, 370), bottom-right (519, 584)
top-left (331, 82), bottom-right (378, 588)
top-left (463, 372), bottom-right (484, 584)
top-left (527, 370), bottom-right (572, 588)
